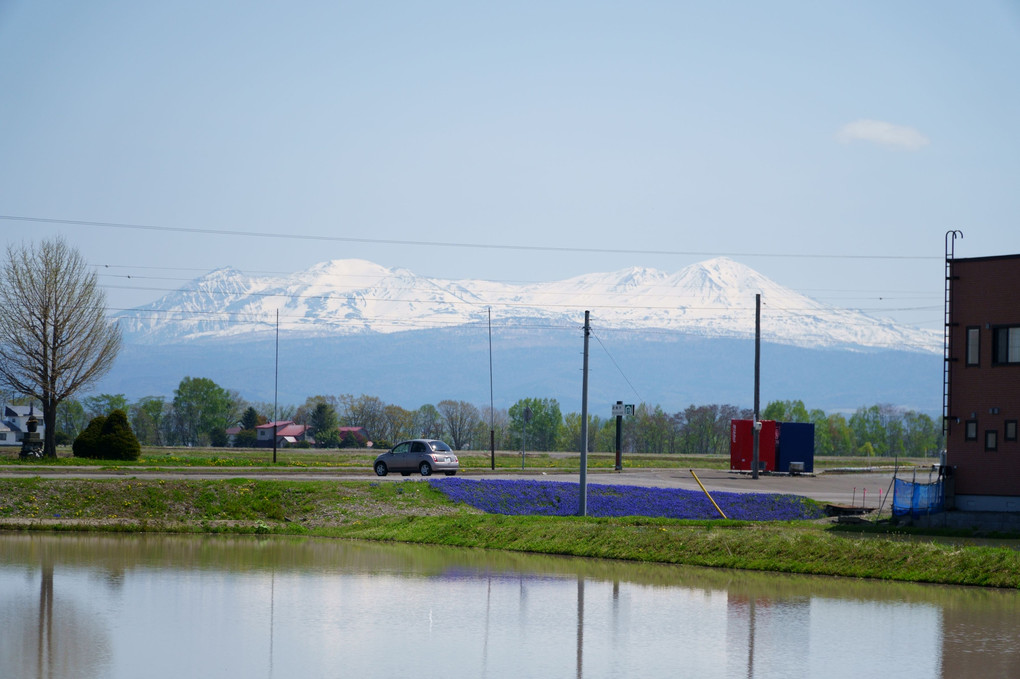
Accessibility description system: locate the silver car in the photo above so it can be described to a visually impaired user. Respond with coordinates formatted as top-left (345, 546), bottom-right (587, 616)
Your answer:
top-left (373, 439), bottom-right (459, 477)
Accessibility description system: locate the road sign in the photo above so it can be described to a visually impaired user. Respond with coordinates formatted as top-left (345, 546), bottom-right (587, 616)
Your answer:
top-left (612, 403), bottom-right (635, 417)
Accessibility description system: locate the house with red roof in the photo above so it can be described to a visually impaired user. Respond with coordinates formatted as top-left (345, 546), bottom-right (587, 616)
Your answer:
top-left (337, 426), bottom-right (369, 446)
top-left (255, 420), bottom-right (313, 448)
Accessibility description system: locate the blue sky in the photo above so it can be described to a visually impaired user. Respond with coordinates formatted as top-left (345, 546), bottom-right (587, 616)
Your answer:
top-left (1, 1), bottom-right (1018, 332)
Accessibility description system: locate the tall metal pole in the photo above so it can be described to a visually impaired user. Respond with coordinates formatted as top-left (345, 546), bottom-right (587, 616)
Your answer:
top-left (579, 311), bottom-right (590, 517)
top-left (489, 307), bottom-right (495, 470)
top-left (752, 294), bottom-right (760, 480)
top-left (273, 309), bottom-right (279, 464)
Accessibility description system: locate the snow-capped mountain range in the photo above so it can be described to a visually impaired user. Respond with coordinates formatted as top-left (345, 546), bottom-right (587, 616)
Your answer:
top-left (117, 257), bottom-right (941, 354)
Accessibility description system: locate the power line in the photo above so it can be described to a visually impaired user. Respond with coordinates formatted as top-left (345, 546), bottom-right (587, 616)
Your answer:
top-left (96, 275), bottom-right (943, 315)
top-left (94, 263), bottom-right (945, 299)
top-left (591, 330), bottom-right (643, 402)
top-left (1, 214), bottom-right (941, 261)
top-left (95, 271), bottom-right (944, 304)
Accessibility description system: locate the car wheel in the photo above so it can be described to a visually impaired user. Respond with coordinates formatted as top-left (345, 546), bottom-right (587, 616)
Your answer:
top-left (444, 471), bottom-right (456, 476)
top-left (419, 462), bottom-right (432, 476)
top-left (374, 462), bottom-right (387, 477)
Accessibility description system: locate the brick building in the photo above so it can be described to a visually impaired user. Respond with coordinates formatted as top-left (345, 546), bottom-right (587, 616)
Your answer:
top-left (945, 252), bottom-right (1020, 511)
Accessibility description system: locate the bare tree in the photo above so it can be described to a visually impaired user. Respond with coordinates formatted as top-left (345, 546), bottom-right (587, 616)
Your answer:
top-left (0, 238), bottom-right (121, 457)
top-left (437, 399), bottom-right (481, 450)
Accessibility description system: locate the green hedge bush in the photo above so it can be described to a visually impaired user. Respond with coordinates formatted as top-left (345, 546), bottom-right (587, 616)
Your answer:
top-left (72, 409), bottom-right (141, 460)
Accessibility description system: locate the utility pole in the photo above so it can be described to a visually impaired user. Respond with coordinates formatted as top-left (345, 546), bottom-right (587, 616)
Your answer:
top-left (579, 311), bottom-right (590, 517)
top-left (273, 309), bottom-right (279, 464)
top-left (752, 294), bottom-right (761, 480)
top-left (521, 406), bottom-right (531, 469)
top-left (615, 401), bottom-right (623, 471)
top-left (489, 307), bottom-right (495, 470)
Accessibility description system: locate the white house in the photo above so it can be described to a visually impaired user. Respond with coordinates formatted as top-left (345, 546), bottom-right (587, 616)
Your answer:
top-left (1, 405), bottom-right (45, 447)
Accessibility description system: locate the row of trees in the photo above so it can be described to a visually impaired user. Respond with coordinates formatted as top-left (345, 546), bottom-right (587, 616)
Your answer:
top-left (0, 239), bottom-right (943, 459)
top-left (28, 376), bottom-right (944, 457)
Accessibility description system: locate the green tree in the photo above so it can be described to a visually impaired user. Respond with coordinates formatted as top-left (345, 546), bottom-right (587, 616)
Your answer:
top-left (631, 404), bottom-right (676, 454)
top-left (338, 394), bottom-right (387, 438)
top-left (310, 401), bottom-right (339, 448)
top-left (483, 406), bottom-right (512, 450)
top-left (558, 412), bottom-right (607, 452)
top-left (129, 396), bottom-right (167, 446)
top-left (172, 376), bottom-right (240, 446)
top-left (0, 238), bottom-right (122, 457)
top-left (294, 395), bottom-right (337, 426)
top-left (82, 393), bottom-right (128, 420)
top-left (508, 398), bottom-right (561, 453)
top-left (240, 406), bottom-right (262, 431)
top-left (593, 418), bottom-right (617, 454)
top-left (72, 409), bottom-right (141, 460)
top-left (902, 411), bottom-right (942, 457)
top-left (849, 404), bottom-right (903, 457)
top-left (55, 398), bottom-right (88, 440)
top-left (382, 404), bottom-right (415, 443)
top-left (72, 415), bottom-right (106, 459)
top-left (413, 404), bottom-right (445, 439)
top-left (677, 404), bottom-right (737, 456)
top-left (823, 413), bottom-right (853, 456)
top-left (100, 409), bottom-right (141, 460)
top-left (762, 399), bottom-right (811, 423)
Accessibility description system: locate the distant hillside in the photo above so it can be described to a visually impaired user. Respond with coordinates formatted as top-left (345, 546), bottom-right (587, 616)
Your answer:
top-left (93, 326), bottom-right (942, 414)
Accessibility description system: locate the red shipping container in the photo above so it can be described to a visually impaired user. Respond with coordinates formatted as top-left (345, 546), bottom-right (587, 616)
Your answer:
top-left (730, 420), bottom-right (777, 472)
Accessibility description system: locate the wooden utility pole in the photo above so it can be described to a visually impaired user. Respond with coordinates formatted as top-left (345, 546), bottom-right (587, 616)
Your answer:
top-left (752, 294), bottom-right (761, 480)
top-left (579, 311), bottom-right (590, 516)
top-left (489, 307), bottom-right (495, 470)
top-left (273, 309), bottom-right (279, 464)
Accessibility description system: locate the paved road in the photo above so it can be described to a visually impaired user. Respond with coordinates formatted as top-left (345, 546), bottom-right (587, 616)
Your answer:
top-left (0, 465), bottom-right (910, 507)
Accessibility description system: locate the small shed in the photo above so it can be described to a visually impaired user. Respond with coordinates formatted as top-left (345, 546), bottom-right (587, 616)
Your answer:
top-left (776, 421), bottom-right (815, 473)
top-left (730, 420), bottom-right (815, 473)
top-left (730, 419), bottom-right (777, 472)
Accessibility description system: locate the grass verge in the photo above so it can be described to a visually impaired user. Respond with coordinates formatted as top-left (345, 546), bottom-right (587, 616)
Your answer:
top-left (0, 448), bottom-right (934, 471)
top-left (0, 478), bottom-right (1016, 588)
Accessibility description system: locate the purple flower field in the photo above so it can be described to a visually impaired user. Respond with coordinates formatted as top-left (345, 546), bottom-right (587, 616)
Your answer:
top-left (429, 478), bottom-right (825, 521)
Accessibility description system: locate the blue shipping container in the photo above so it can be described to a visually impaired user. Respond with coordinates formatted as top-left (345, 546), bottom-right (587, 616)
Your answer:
top-left (775, 422), bottom-right (815, 473)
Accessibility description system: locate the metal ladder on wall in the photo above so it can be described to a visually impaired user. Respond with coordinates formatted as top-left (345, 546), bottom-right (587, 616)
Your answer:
top-left (943, 230), bottom-right (963, 436)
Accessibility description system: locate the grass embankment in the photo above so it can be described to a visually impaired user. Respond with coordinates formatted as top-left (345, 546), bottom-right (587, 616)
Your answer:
top-left (0, 448), bottom-right (932, 471)
top-left (1, 477), bottom-right (1017, 588)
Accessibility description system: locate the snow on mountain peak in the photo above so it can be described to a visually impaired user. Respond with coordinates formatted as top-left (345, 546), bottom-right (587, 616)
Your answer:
top-left (303, 259), bottom-right (395, 281)
top-left (114, 258), bottom-right (942, 354)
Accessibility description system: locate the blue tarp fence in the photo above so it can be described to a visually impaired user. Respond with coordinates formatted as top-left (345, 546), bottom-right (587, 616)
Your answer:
top-left (891, 477), bottom-right (944, 517)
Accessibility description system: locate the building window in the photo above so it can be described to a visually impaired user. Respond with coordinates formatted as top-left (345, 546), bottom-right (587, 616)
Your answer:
top-left (992, 326), bottom-right (1020, 365)
top-left (986, 430), bottom-right (998, 452)
top-left (0, 432), bottom-right (5, 441)
top-left (965, 420), bottom-right (978, 441)
top-left (1007, 420), bottom-right (1018, 442)
top-left (966, 326), bottom-right (980, 365)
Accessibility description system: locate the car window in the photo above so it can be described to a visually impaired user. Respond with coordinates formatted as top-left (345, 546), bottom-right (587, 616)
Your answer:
top-left (410, 442), bottom-right (427, 453)
top-left (429, 441), bottom-right (452, 452)
top-left (392, 442), bottom-right (410, 454)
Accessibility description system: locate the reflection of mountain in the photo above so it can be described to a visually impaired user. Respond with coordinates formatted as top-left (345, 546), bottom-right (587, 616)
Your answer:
top-left (0, 562), bottom-right (110, 679)
top-left (1, 534), bottom-right (1018, 677)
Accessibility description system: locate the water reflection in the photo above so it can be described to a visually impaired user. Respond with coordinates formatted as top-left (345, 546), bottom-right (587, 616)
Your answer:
top-left (1, 533), bottom-right (1018, 678)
